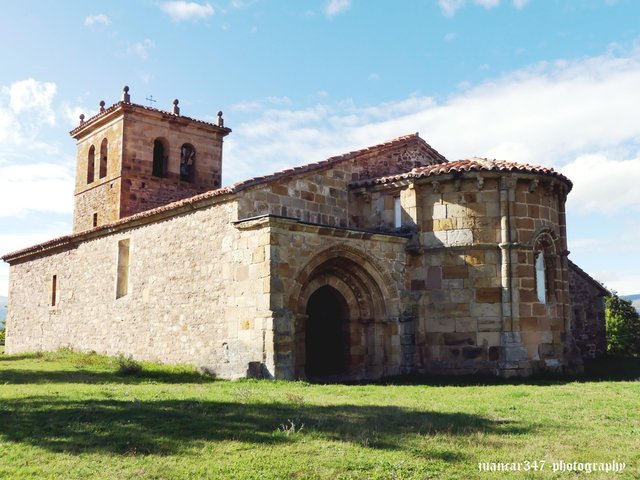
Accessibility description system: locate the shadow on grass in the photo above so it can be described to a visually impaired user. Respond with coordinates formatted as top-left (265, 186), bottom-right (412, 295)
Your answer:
top-left (2, 356), bottom-right (638, 386)
top-left (0, 368), bottom-right (216, 385)
top-left (0, 397), bottom-right (527, 458)
top-left (372, 356), bottom-right (640, 387)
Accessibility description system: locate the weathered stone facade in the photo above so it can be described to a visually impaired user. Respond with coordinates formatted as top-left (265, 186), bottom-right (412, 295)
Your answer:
top-left (568, 261), bottom-right (608, 359)
top-left (2, 90), bottom-right (606, 379)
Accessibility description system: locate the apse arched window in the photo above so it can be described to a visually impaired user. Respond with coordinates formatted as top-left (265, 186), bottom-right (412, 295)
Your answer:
top-left (152, 138), bottom-right (168, 178)
top-left (533, 230), bottom-right (557, 305)
top-left (87, 145), bottom-right (95, 184)
top-left (180, 143), bottom-right (196, 182)
top-left (535, 251), bottom-right (546, 304)
top-left (99, 138), bottom-right (108, 179)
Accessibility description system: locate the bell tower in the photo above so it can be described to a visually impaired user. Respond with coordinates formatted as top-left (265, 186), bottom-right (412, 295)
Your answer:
top-left (70, 86), bottom-right (231, 233)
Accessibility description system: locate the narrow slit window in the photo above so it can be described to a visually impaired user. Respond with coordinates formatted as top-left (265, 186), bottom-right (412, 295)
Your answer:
top-left (92, 213), bottom-right (98, 228)
top-left (51, 275), bottom-right (57, 307)
top-left (87, 146), bottom-right (95, 184)
top-left (116, 239), bottom-right (130, 299)
top-left (535, 251), bottom-right (546, 304)
top-left (99, 138), bottom-right (108, 178)
top-left (394, 196), bottom-right (402, 228)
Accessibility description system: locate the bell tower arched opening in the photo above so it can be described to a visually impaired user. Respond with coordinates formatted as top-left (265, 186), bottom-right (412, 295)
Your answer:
top-left (305, 285), bottom-right (349, 378)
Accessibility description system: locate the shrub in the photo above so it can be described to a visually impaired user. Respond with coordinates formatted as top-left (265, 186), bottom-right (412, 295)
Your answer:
top-left (606, 293), bottom-right (640, 356)
top-left (115, 354), bottom-right (143, 375)
top-left (0, 328), bottom-right (5, 346)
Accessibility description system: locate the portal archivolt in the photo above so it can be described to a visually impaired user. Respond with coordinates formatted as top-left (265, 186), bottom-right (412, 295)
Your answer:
top-left (291, 246), bottom-right (396, 380)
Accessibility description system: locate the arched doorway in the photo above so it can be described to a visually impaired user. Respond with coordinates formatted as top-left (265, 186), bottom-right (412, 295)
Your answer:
top-left (287, 246), bottom-right (401, 381)
top-left (305, 285), bottom-right (349, 378)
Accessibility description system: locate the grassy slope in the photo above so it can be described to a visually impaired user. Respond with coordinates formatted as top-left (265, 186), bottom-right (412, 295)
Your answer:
top-left (0, 351), bottom-right (639, 480)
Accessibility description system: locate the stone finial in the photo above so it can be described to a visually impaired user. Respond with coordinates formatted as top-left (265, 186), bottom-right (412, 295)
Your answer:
top-left (216, 111), bottom-right (224, 127)
top-left (122, 85), bottom-right (130, 103)
top-left (172, 99), bottom-right (180, 115)
top-left (79, 113), bottom-right (85, 125)
top-left (476, 175), bottom-right (485, 190)
top-left (99, 100), bottom-right (106, 113)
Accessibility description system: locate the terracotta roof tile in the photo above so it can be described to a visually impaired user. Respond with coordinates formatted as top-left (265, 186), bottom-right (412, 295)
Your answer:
top-left (349, 157), bottom-right (573, 189)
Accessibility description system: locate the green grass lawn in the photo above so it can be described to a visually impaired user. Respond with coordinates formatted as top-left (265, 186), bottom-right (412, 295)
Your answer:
top-left (0, 351), bottom-right (639, 479)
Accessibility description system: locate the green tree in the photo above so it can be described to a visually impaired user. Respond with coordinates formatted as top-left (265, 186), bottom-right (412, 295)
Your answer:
top-left (606, 293), bottom-right (640, 355)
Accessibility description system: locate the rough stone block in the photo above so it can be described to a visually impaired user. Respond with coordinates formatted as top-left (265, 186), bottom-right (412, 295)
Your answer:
top-left (475, 287), bottom-right (501, 303)
top-left (447, 229), bottom-right (473, 246)
top-left (443, 265), bottom-right (467, 279)
top-left (443, 332), bottom-right (475, 346)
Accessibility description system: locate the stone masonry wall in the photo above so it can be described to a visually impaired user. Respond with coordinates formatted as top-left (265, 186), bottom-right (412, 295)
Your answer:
top-left (236, 136), bottom-right (443, 228)
top-left (246, 216), bottom-right (409, 380)
top-left (73, 116), bottom-right (124, 232)
top-left (568, 264), bottom-right (607, 358)
top-left (511, 178), bottom-right (572, 372)
top-left (5, 199), bottom-right (272, 379)
top-left (119, 111), bottom-right (225, 219)
top-left (403, 173), bottom-right (572, 376)
top-left (413, 176), bottom-right (504, 374)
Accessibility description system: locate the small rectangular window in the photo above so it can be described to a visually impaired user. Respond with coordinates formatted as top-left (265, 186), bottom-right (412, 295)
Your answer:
top-left (93, 213), bottom-right (98, 228)
top-left (51, 275), bottom-right (57, 306)
top-left (394, 196), bottom-right (402, 228)
top-left (116, 239), bottom-right (130, 299)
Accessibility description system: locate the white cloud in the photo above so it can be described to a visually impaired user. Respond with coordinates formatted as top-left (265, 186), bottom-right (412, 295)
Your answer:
top-left (0, 163), bottom-right (74, 218)
top-left (439, 0), bottom-right (465, 17)
top-left (590, 270), bottom-right (640, 296)
top-left (325, 0), bottom-right (351, 17)
top-left (266, 96), bottom-right (292, 105)
top-left (443, 32), bottom-right (457, 42)
top-left (127, 39), bottom-right (155, 60)
top-left (84, 14), bottom-right (110, 27)
top-left (160, 1), bottom-right (214, 21)
top-left (3, 79), bottom-right (56, 126)
top-left (0, 225), bottom-right (71, 295)
top-left (61, 103), bottom-right (89, 127)
top-left (562, 154), bottom-right (640, 213)
top-left (475, 0), bottom-right (500, 8)
top-left (440, 0), bottom-right (531, 16)
top-left (368, 72), bottom-right (380, 81)
top-left (230, 100), bottom-right (263, 112)
top-left (222, 47), bottom-right (640, 203)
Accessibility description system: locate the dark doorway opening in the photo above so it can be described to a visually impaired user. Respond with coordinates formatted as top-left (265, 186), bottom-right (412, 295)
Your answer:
top-left (305, 285), bottom-right (348, 378)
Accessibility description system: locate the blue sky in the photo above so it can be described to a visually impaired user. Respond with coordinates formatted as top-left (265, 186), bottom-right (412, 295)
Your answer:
top-left (1, 0), bottom-right (639, 295)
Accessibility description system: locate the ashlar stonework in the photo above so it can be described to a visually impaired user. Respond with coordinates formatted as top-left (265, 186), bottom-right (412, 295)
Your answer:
top-left (2, 88), bottom-right (607, 380)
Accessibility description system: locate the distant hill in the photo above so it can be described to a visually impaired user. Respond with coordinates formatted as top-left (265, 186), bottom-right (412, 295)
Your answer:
top-left (0, 296), bottom-right (6, 328)
top-left (621, 294), bottom-right (640, 314)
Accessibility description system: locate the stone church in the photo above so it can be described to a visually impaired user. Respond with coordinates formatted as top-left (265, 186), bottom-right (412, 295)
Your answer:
top-left (2, 87), bottom-right (607, 380)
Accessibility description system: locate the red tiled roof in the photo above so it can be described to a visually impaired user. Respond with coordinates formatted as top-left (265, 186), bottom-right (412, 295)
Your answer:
top-left (349, 157), bottom-right (573, 190)
top-left (69, 101), bottom-right (231, 137)
top-left (2, 133), bottom-right (440, 261)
